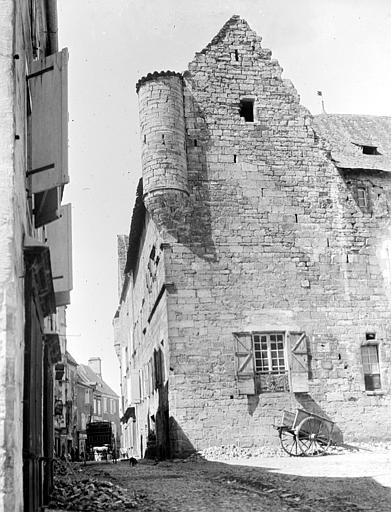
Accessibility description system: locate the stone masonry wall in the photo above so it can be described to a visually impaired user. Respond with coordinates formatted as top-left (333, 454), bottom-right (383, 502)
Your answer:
top-left (127, 215), bottom-right (171, 457)
top-left (0, 1), bottom-right (32, 509)
top-left (138, 17), bottom-right (391, 454)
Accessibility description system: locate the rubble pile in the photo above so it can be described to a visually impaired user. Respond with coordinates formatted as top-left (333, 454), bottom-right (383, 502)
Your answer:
top-left (49, 460), bottom-right (139, 510)
top-left (197, 444), bottom-right (284, 461)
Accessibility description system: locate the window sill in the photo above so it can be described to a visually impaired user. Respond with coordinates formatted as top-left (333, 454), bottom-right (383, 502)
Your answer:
top-left (365, 390), bottom-right (385, 396)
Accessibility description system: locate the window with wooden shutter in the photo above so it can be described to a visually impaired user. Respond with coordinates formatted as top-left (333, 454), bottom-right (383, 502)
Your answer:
top-left (287, 332), bottom-right (309, 393)
top-left (45, 203), bottom-right (73, 306)
top-left (253, 332), bottom-right (289, 393)
top-left (27, 48), bottom-right (68, 226)
top-left (130, 370), bottom-right (141, 404)
top-left (234, 332), bottom-right (255, 395)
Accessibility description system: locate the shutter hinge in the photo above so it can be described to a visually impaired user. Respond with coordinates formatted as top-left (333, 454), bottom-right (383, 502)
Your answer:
top-left (26, 163), bottom-right (55, 177)
top-left (26, 65), bottom-right (54, 80)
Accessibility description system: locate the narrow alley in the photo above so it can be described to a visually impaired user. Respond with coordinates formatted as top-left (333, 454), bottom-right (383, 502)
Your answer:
top-left (49, 448), bottom-right (391, 512)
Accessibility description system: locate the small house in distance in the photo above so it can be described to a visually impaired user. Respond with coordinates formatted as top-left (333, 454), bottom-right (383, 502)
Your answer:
top-left (114, 16), bottom-right (391, 458)
top-left (76, 358), bottom-right (121, 455)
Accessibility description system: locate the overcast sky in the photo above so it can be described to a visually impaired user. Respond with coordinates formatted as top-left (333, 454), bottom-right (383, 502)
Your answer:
top-left (57, 0), bottom-right (391, 394)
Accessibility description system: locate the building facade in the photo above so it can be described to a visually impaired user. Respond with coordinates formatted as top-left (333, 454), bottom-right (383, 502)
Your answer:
top-left (0, 0), bottom-right (72, 508)
top-left (76, 358), bottom-right (121, 456)
top-left (115, 16), bottom-right (391, 458)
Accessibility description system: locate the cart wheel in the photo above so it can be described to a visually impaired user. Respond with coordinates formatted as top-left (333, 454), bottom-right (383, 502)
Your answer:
top-left (279, 428), bottom-right (302, 457)
top-left (296, 417), bottom-right (331, 456)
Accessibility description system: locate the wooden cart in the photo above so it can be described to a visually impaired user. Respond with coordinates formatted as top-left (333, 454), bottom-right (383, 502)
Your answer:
top-left (275, 408), bottom-right (334, 456)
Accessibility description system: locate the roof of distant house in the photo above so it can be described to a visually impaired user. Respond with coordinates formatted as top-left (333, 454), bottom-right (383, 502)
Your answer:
top-left (77, 364), bottom-right (118, 398)
top-left (66, 351), bottom-right (78, 366)
top-left (313, 114), bottom-right (391, 172)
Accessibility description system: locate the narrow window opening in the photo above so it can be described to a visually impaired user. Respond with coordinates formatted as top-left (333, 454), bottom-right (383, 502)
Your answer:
top-left (352, 142), bottom-right (380, 155)
top-left (295, 214), bottom-right (298, 223)
top-left (362, 145), bottom-right (378, 155)
top-left (361, 344), bottom-right (381, 391)
top-left (161, 134), bottom-right (165, 145)
top-left (239, 99), bottom-right (254, 122)
top-left (233, 154), bottom-right (237, 163)
top-left (149, 246), bottom-right (156, 261)
top-left (194, 139), bottom-right (197, 147)
top-left (234, 49), bottom-right (239, 61)
top-left (143, 134), bottom-right (146, 144)
top-left (357, 187), bottom-right (368, 208)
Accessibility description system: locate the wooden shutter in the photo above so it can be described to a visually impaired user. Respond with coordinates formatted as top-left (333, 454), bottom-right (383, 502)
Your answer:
top-left (130, 371), bottom-right (141, 404)
top-left (28, 48), bottom-right (69, 193)
top-left (45, 203), bottom-right (73, 306)
top-left (288, 332), bottom-right (309, 393)
top-left (34, 187), bottom-right (62, 228)
top-left (234, 333), bottom-right (255, 395)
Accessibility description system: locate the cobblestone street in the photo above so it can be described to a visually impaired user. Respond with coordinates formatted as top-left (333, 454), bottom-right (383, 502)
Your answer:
top-left (50, 449), bottom-right (391, 511)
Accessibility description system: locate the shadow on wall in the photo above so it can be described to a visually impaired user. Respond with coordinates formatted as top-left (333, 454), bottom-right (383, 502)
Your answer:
top-left (179, 87), bottom-right (217, 262)
top-left (144, 381), bottom-right (171, 460)
top-left (246, 391), bottom-right (344, 446)
top-left (168, 416), bottom-right (197, 459)
top-left (294, 393), bottom-right (344, 445)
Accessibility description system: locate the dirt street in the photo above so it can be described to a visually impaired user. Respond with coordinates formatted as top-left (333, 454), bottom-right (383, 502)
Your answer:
top-left (56, 449), bottom-right (391, 512)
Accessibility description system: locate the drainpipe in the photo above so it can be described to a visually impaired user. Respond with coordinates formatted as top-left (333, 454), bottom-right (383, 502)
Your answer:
top-left (45, 0), bottom-right (58, 54)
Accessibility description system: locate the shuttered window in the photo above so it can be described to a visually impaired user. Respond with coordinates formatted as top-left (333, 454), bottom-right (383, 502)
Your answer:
top-left (287, 332), bottom-right (310, 393)
top-left (27, 48), bottom-right (69, 227)
top-left (234, 331), bottom-right (309, 395)
top-left (130, 371), bottom-right (141, 404)
top-left (45, 203), bottom-right (73, 306)
top-left (254, 332), bottom-right (289, 393)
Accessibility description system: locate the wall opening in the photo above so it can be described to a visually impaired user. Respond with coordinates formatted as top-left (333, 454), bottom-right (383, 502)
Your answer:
top-left (234, 49), bottom-right (239, 61)
top-left (239, 99), bottom-right (254, 122)
top-left (362, 145), bottom-right (378, 155)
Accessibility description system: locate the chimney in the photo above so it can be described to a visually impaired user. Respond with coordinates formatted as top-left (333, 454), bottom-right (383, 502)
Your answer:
top-left (88, 357), bottom-right (102, 377)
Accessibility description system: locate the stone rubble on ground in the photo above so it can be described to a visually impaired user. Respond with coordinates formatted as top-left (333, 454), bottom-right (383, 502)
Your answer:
top-left (184, 442), bottom-right (390, 462)
top-left (49, 460), bottom-right (139, 511)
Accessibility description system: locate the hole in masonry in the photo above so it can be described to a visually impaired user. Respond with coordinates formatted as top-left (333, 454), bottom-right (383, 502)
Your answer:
top-left (234, 49), bottom-right (239, 61)
top-left (194, 139), bottom-right (197, 147)
top-left (234, 155), bottom-right (237, 163)
top-left (239, 99), bottom-right (254, 122)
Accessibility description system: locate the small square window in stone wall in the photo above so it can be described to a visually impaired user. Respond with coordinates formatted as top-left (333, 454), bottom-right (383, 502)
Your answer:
top-left (239, 99), bottom-right (254, 122)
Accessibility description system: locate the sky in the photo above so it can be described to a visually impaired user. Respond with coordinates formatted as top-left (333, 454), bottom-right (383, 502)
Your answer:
top-left (57, 0), bottom-right (391, 395)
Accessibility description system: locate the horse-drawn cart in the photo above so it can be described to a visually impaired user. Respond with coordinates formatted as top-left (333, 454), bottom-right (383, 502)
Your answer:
top-left (275, 408), bottom-right (334, 456)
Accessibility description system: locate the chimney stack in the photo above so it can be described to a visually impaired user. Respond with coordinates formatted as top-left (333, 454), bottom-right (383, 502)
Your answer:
top-left (88, 357), bottom-right (102, 377)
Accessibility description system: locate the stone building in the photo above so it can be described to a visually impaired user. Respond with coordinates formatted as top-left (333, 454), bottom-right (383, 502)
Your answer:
top-left (76, 358), bottom-right (121, 455)
top-left (0, 0), bottom-right (72, 508)
top-left (114, 16), bottom-right (391, 458)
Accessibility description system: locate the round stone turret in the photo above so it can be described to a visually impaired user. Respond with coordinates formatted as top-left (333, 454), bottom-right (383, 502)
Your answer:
top-left (137, 72), bottom-right (189, 205)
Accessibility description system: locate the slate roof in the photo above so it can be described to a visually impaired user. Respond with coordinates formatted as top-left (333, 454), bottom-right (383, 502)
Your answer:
top-left (313, 114), bottom-right (391, 172)
top-left (77, 364), bottom-right (118, 398)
